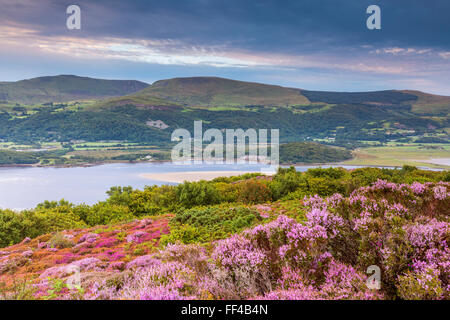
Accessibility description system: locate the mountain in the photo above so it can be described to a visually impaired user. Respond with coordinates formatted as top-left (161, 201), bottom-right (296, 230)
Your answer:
top-left (0, 75), bottom-right (448, 146)
top-left (0, 75), bottom-right (149, 104)
top-left (97, 76), bottom-right (450, 114)
top-left (99, 76), bottom-right (310, 108)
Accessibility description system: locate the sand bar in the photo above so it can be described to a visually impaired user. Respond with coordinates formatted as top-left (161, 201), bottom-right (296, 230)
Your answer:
top-left (411, 158), bottom-right (450, 167)
top-left (140, 171), bottom-right (263, 183)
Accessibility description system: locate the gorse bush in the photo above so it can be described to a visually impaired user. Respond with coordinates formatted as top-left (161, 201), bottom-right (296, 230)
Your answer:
top-left (165, 204), bottom-right (263, 244)
top-left (270, 167), bottom-right (306, 199)
top-left (175, 180), bottom-right (220, 208)
top-left (160, 224), bottom-right (207, 247)
top-left (84, 203), bottom-right (134, 226)
top-left (237, 179), bottom-right (272, 204)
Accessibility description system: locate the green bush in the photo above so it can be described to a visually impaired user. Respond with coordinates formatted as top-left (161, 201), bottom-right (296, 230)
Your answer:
top-left (214, 182), bottom-right (240, 203)
top-left (160, 224), bottom-right (206, 246)
top-left (106, 186), bottom-right (134, 207)
top-left (129, 185), bottom-right (178, 216)
top-left (171, 204), bottom-right (262, 242)
top-left (176, 180), bottom-right (220, 208)
top-left (84, 203), bottom-right (135, 226)
top-left (307, 177), bottom-right (345, 197)
top-left (270, 167), bottom-right (307, 200)
top-left (0, 208), bottom-right (85, 248)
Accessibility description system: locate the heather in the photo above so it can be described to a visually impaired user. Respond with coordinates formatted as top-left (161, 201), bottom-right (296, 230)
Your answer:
top-left (0, 172), bottom-right (448, 300)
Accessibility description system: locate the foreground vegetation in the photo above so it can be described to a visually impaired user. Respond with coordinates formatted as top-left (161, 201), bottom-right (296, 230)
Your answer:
top-left (0, 166), bottom-right (449, 300)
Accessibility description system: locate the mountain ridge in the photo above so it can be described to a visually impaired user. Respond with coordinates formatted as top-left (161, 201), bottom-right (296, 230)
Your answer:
top-left (1, 75), bottom-right (450, 111)
top-left (0, 75), bottom-right (149, 104)
top-left (96, 76), bottom-right (450, 111)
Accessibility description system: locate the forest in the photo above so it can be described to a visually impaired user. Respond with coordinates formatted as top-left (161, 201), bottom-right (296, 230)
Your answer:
top-left (0, 101), bottom-right (446, 146)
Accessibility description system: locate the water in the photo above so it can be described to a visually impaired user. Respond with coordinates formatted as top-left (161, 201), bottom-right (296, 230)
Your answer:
top-left (0, 162), bottom-right (441, 210)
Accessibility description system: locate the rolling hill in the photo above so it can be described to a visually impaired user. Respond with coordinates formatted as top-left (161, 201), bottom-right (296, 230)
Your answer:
top-left (98, 76), bottom-right (310, 108)
top-left (0, 75), bottom-right (448, 146)
top-left (0, 75), bottom-right (149, 104)
top-left (96, 76), bottom-right (450, 114)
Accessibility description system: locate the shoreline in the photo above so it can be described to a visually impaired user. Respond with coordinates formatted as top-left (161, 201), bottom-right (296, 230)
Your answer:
top-left (0, 159), bottom-right (171, 169)
top-left (0, 158), bottom-right (448, 170)
top-left (139, 171), bottom-right (270, 183)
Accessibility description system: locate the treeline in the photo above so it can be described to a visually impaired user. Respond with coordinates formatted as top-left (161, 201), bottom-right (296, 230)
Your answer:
top-left (1, 166), bottom-right (448, 247)
top-left (0, 150), bottom-right (39, 165)
top-left (279, 142), bottom-right (352, 163)
top-left (0, 148), bottom-right (170, 166)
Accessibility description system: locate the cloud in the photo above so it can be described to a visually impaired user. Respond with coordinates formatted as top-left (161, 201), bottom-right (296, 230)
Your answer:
top-left (0, 0), bottom-right (449, 94)
top-left (374, 47), bottom-right (433, 56)
top-left (439, 52), bottom-right (450, 59)
top-left (0, 24), bottom-right (431, 76)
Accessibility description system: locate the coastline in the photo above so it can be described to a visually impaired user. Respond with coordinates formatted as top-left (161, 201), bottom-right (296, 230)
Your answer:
top-left (1, 157), bottom-right (449, 170)
top-left (139, 171), bottom-right (269, 183)
top-left (0, 159), bottom-right (172, 169)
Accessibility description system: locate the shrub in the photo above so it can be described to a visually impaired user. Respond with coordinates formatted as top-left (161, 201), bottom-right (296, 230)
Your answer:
top-left (214, 182), bottom-right (240, 203)
top-left (0, 208), bottom-right (85, 248)
top-left (48, 233), bottom-right (74, 249)
top-left (307, 177), bottom-right (346, 197)
top-left (84, 203), bottom-right (135, 226)
top-left (160, 225), bottom-right (206, 246)
top-left (237, 179), bottom-right (272, 204)
top-left (129, 185), bottom-right (178, 216)
top-left (176, 181), bottom-right (220, 208)
top-left (397, 268), bottom-right (444, 300)
top-left (270, 167), bottom-right (307, 200)
top-left (171, 204), bottom-right (262, 241)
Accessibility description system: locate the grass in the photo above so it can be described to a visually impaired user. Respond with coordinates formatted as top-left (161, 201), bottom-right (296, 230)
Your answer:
top-left (342, 145), bottom-right (450, 168)
top-left (66, 148), bottom-right (157, 158)
top-left (0, 142), bottom-right (62, 151)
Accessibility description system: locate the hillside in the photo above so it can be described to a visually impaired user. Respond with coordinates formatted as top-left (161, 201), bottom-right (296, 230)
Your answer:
top-left (0, 75), bottom-right (149, 104)
top-left (0, 76), bottom-right (448, 147)
top-left (99, 77), bottom-right (310, 108)
top-left (97, 76), bottom-right (450, 112)
top-left (402, 90), bottom-right (450, 115)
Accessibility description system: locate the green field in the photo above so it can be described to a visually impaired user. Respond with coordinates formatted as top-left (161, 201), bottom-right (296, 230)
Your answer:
top-left (343, 145), bottom-right (450, 168)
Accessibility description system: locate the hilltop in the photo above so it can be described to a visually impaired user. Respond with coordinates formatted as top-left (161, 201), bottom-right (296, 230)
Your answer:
top-left (95, 76), bottom-right (450, 112)
top-left (143, 77), bottom-right (310, 107)
top-left (96, 77), bottom-right (310, 108)
top-left (0, 75), bottom-right (149, 104)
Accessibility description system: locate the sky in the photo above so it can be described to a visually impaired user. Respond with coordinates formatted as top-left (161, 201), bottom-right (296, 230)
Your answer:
top-left (1, 0), bottom-right (450, 94)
